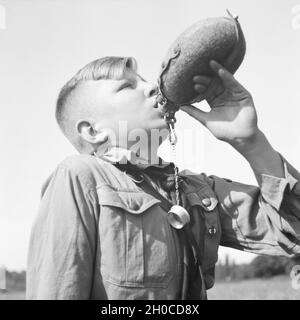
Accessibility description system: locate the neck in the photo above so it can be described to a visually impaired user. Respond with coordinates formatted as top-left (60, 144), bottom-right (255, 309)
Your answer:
top-left (126, 135), bottom-right (161, 166)
top-left (94, 133), bottom-right (169, 167)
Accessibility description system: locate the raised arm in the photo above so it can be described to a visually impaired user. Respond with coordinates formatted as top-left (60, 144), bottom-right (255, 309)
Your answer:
top-left (204, 155), bottom-right (300, 256)
top-left (181, 61), bottom-right (300, 257)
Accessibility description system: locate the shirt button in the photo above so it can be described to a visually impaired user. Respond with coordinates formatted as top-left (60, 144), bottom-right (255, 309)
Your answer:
top-left (202, 198), bottom-right (211, 207)
top-left (208, 226), bottom-right (217, 235)
top-left (131, 203), bottom-right (140, 211)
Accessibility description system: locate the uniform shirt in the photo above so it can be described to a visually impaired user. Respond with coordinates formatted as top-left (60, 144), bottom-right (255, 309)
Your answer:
top-left (26, 150), bottom-right (300, 299)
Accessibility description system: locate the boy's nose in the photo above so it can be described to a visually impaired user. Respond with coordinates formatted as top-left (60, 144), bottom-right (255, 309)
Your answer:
top-left (145, 83), bottom-right (159, 98)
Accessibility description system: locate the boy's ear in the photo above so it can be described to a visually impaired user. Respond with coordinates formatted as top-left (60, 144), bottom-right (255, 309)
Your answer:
top-left (76, 120), bottom-right (108, 145)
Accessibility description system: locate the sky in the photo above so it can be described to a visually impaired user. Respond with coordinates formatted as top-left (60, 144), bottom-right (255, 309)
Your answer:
top-left (0, 0), bottom-right (299, 271)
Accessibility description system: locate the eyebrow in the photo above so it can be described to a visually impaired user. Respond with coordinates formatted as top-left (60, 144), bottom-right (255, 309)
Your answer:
top-left (118, 73), bottom-right (146, 86)
top-left (123, 73), bottom-right (146, 82)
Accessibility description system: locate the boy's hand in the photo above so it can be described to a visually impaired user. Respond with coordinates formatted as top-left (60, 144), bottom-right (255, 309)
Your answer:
top-left (180, 61), bottom-right (259, 147)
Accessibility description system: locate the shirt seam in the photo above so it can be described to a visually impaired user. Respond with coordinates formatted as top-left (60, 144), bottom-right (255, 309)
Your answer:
top-left (58, 163), bottom-right (97, 196)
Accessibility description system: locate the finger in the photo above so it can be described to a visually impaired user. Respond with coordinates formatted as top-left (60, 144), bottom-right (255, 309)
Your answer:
top-left (180, 104), bottom-right (208, 126)
top-left (209, 60), bottom-right (241, 90)
top-left (193, 75), bottom-right (212, 86)
top-left (194, 84), bottom-right (207, 94)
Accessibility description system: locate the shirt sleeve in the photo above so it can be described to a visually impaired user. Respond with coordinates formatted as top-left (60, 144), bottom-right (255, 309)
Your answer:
top-left (206, 153), bottom-right (300, 257)
top-left (26, 165), bottom-right (98, 299)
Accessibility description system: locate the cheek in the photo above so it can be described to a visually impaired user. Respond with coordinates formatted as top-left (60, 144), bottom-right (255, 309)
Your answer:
top-left (122, 101), bottom-right (147, 119)
top-left (117, 99), bottom-right (144, 117)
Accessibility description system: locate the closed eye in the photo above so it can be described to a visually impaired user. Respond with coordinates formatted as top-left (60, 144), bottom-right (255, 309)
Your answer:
top-left (117, 80), bottom-right (137, 91)
top-left (121, 83), bottom-right (132, 89)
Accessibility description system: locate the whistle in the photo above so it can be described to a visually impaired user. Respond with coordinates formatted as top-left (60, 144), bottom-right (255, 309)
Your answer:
top-left (167, 205), bottom-right (190, 229)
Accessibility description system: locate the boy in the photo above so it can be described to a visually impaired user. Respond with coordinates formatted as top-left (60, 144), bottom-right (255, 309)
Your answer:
top-left (27, 56), bottom-right (300, 299)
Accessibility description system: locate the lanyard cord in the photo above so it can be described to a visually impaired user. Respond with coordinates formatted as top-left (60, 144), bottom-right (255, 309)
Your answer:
top-left (167, 117), bottom-right (181, 206)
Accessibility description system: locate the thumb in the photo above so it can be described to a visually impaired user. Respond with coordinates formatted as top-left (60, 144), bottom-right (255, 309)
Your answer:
top-left (180, 104), bottom-right (208, 125)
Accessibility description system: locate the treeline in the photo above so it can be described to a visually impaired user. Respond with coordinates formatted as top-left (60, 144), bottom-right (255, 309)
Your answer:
top-left (215, 254), bottom-right (300, 282)
top-left (2, 254), bottom-right (300, 291)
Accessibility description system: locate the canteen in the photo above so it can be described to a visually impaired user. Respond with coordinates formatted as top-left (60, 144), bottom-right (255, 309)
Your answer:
top-left (157, 10), bottom-right (246, 116)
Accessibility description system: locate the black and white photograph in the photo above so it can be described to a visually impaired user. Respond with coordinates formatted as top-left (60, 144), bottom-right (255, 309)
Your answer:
top-left (0, 0), bottom-right (300, 303)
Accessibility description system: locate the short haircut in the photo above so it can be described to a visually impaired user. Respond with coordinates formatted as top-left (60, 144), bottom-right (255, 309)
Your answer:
top-left (55, 56), bottom-right (138, 152)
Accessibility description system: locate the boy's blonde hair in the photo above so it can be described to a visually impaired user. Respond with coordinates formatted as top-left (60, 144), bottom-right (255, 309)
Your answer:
top-left (55, 56), bottom-right (137, 152)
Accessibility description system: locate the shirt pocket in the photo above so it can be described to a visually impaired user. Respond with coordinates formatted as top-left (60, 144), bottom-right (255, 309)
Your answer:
top-left (97, 184), bottom-right (177, 289)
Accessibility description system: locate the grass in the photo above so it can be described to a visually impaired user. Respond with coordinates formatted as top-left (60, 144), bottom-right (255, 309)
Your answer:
top-left (1, 276), bottom-right (299, 300)
top-left (0, 290), bottom-right (25, 300)
top-left (207, 276), bottom-right (300, 300)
